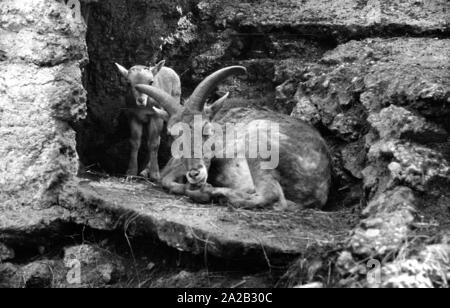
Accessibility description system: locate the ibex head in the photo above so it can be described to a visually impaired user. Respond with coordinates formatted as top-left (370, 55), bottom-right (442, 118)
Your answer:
top-left (115, 60), bottom-right (166, 107)
top-left (136, 66), bottom-right (247, 185)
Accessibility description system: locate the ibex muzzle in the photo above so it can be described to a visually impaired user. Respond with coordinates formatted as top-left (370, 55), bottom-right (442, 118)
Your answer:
top-left (136, 66), bottom-right (332, 210)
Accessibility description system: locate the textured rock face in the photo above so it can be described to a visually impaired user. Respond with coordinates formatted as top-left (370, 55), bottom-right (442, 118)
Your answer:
top-left (350, 187), bottom-right (416, 256)
top-left (367, 140), bottom-right (450, 192)
top-left (286, 37), bottom-right (449, 287)
top-left (0, 263), bottom-right (20, 288)
top-left (289, 38), bottom-right (449, 184)
top-left (20, 260), bottom-right (55, 288)
top-left (0, 0), bottom-right (87, 211)
top-left (310, 40), bottom-right (448, 287)
top-left (77, 179), bottom-right (351, 259)
top-left (199, 0), bottom-right (449, 38)
top-left (368, 105), bottom-right (447, 142)
top-left (0, 243), bottom-right (15, 261)
top-left (291, 38), bottom-right (449, 128)
top-left (0, 260), bottom-right (55, 288)
top-left (0, 245), bottom-right (126, 288)
top-left (380, 241), bottom-right (450, 288)
top-left (63, 244), bottom-right (126, 286)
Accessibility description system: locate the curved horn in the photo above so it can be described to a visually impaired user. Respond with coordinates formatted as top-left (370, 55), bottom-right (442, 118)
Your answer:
top-left (188, 66), bottom-right (247, 111)
top-left (135, 85), bottom-right (182, 115)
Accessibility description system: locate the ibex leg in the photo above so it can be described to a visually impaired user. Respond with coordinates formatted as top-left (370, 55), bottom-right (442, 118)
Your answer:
top-left (161, 158), bottom-right (187, 195)
top-left (207, 160), bottom-right (287, 209)
top-left (140, 116), bottom-right (164, 181)
top-left (126, 118), bottom-right (143, 176)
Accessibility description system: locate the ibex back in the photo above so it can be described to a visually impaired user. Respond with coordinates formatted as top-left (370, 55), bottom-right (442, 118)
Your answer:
top-left (136, 67), bottom-right (331, 210)
top-left (115, 61), bottom-right (181, 180)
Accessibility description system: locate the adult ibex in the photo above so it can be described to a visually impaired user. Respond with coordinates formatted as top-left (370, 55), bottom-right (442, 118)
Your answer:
top-left (115, 60), bottom-right (181, 180)
top-left (136, 66), bottom-right (331, 209)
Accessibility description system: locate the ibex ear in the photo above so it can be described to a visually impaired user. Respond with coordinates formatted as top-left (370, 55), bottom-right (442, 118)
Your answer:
top-left (204, 92), bottom-right (230, 120)
top-left (152, 60), bottom-right (166, 76)
top-left (115, 63), bottom-right (129, 79)
top-left (153, 107), bottom-right (170, 122)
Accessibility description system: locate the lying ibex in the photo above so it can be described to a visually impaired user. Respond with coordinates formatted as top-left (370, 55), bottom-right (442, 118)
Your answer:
top-left (115, 61), bottom-right (181, 180)
top-left (136, 67), bottom-right (331, 209)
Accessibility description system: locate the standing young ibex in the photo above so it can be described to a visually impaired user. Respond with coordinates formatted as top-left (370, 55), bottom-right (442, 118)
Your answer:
top-left (115, 61), bottom-right (181, 180)
top-left (136, 67), bottom-right (331, 209)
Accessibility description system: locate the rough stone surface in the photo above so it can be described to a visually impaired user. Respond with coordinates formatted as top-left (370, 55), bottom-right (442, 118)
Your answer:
top-left (350, 187), bottom-right (416, 256)
top-left (76, 179), bottom-right (352, 260)
top-left (1, 260), bottom-right (56, 289)
top-left (293, 38), bottom-right (449, 130)
top-left (289, 36), bottom-right (450, 197)
top-left (337, 237), bottom-right (450, 288)
top-left (0, 206), bottom-right (71, 239)
top-left (0, 243), bottom-right (15, 261)
top-left (20, 260), bottom-right (54, 288)
top-left (149, 270), bottom-right (272, 288)
top-left (290, 89), bottom-right (321, 126)
top-left (318, 36), bottom-right (450, 285)
top-left (63, 244), bottom-right (126, 286)
top-left (380, 242), bottom-right (450, 288)
top-left (368, 105), bottom-right (447, 143)
top-left (367, 140), bottom-right (450, 193)
top-left (199, 0), bottom-right (449, 38)
top-left (0, 0), bottom-right (87, 211)
top-left (0, 263), bottom-right (20, 288)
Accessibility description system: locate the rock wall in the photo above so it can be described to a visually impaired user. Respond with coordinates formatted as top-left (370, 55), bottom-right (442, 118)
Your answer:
top-left (0, 0), bottom-right (87, 210)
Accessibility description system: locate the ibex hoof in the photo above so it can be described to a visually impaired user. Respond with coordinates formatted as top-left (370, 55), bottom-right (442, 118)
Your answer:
top-left (125, 176), bottom-right (138, 183)
top-left (186, 188), bottom-right (213, 204)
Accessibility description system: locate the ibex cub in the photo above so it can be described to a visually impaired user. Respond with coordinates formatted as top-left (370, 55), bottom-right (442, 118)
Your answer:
top-left (136, 67), bottom-right (331, 210)
top-left (115, 61), bottom-right (181, 180)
